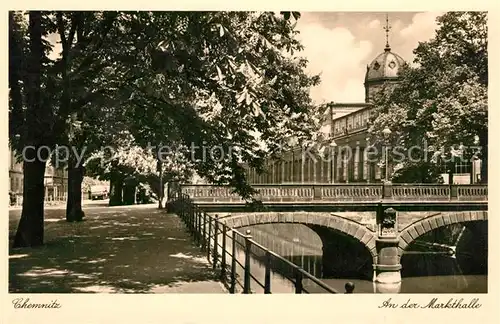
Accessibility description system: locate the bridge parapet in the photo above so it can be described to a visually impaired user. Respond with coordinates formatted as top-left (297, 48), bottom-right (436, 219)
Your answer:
top-left (180, 183), bottom-right (488, 203)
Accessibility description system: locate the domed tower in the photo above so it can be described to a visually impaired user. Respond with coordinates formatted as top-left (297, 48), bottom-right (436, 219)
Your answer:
top-left (364, 15), bottom-right (406, 103)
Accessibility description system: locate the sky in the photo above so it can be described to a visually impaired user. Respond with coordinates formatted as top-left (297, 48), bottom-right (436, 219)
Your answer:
top-left (294, 12), bottom-right (444, 104)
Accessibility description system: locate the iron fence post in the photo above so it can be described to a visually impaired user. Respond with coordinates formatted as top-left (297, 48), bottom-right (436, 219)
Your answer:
top-left (197, 210), bottom-right (202, 246)
top-left (193, 208), bottom-right (198, 243)
top-left (221, 224), bottom-right (227, 281)
top-left (295, 268), bottom-right (303, 294)
top-left (229, 230), bottom-right (237, 294)
top-left (243, 230), bottom-right (252, 294)
top-left (264, 251), bottom-right (272, 294)
top-left (213, 215), bottom-right (219, 269)
top-left (202, 212), bottom-right (207, 251)
top-left (207, 215), bottom-right (212, 261)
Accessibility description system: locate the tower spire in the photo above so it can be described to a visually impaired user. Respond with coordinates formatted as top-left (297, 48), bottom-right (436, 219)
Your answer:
top-left (383, 13), bottom-right (391, 51)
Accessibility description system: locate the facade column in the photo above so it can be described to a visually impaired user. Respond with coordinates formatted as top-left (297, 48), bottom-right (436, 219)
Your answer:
top-left (301, 155), bottom-right (309, 183)
top-left (301, 154), bottom-right (305, 184)
top-left (281, 160), bottom-right (285, 184)
top-left (354, 142), bottom-right (360, 181)
top-left (313, 158), bottom-right (318, 183)
top-left (343, 150), bottom-right (348, 183)
top-left (291, 152), bottom-right (295, 183)
top-left (327, 150), bottom-right (332, 183)
top-left (273, 162), bottom-right (277, 183)
top-left (323, 156), bottom-right (333, 183)
top-left (331, 151), bottom-right (336, 184)
top-left (363, 147), bottom-right (369, 183)
top-left (336, 151), bottom-right (342, 182)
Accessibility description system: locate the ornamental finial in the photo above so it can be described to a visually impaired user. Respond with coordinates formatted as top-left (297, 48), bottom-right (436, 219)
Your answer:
top-left (383, 13), bottom-right (392, 51)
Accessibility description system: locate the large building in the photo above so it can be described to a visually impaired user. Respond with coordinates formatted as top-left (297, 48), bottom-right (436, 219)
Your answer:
top-left (245, 18), bottom-right (481, 185)
top-left (9, 149), bottom-right (69, 206)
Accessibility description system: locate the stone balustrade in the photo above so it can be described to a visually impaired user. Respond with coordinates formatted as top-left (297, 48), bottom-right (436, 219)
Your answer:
top-left (457, 185), bottom-right (488, 201)
top-left (391, 184), bottom-right (450, 201)
top-left (179, 183), bottom-right (488, 203)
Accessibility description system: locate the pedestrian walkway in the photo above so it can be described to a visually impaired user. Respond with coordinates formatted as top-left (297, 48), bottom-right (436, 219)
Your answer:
top-left (9, 204), bottom-right (226, 293)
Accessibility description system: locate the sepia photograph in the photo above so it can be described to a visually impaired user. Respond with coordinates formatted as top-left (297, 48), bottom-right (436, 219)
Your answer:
top-left (7, 10), bottom-right (488, 301)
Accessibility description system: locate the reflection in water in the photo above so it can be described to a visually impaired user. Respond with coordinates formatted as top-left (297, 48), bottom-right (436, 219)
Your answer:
top-left (240, 223), bottom-right (487, 293)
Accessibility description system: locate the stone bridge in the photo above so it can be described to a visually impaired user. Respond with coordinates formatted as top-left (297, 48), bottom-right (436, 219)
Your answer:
top-left (217, 210), bottom-right (486, 260)
top-left (176, 183), bottom-right (488, 291)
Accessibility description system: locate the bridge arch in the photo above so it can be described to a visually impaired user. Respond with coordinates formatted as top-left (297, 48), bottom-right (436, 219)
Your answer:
top-left (398, 210), bottom-right (488, 256)
top-left (219, 212), bottom-right (378, 259)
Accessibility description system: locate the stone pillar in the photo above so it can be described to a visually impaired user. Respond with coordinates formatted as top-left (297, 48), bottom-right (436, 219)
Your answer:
top-left (373, 206), bottom-right (401, 292)
top-left (354, 142), bottom-right (360, 181)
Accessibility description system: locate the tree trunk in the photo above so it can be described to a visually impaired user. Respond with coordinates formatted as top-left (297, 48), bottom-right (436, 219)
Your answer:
top-left (109, 173), bottom-right (124, 206)
top-left (12, 11), bottom-right (46, 248)
top-left (66, 164), bottom-right (85, 222)
top-left (13, 159), bottom-right (46, 247)
top-left (123, 181), bottom-right (136, 205)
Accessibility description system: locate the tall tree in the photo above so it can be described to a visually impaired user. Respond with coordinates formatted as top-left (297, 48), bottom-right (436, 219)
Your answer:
top-left (12, 11), bottom-right (50, 247)
top-left (11, 11), bottom-right (320, 246)
top-left (369, 12), bottom-right (487, 183)
top-left (50, 11), bottom-right (121, 221)
top-left (116, 11), bottom-right (320, 199)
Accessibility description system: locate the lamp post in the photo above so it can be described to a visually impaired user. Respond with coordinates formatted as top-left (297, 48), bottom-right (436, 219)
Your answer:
top-left (382, 127), bottom-right (391, 182)
top-left (330, 140), bottom-right (337, 184)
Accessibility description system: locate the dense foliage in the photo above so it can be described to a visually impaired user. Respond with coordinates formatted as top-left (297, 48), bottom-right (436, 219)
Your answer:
top-left (369, 12), bottom-right (487, 183)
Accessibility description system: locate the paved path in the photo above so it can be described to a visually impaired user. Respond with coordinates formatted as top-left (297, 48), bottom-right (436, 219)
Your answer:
top-left (9, 203), bottom-right (226, 293)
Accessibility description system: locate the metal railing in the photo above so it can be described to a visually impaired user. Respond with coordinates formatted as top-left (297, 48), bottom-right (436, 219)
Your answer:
top-left (171, 193), bottom-right (354, 294)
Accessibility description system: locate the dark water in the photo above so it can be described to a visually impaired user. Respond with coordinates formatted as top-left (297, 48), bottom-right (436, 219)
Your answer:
top-left (239, 223), bottom-right (487, 294)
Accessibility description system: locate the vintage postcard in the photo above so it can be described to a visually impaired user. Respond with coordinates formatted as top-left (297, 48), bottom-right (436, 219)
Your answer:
top-left (2, 3), bottom-right (497, 324)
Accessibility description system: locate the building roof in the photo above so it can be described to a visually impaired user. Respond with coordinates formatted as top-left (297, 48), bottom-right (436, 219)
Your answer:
top-left (364, 45), bottom-right (406, 82)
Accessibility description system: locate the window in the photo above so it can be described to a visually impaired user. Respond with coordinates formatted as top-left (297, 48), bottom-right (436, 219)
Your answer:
top-left (362, 110), bottom-right (369, 126)
top-left (355, 113), bottom-right (361, 128)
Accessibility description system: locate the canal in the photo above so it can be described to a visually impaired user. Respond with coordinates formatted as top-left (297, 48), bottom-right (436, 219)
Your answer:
top-left (233, 223), bottom-right (487, 294)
